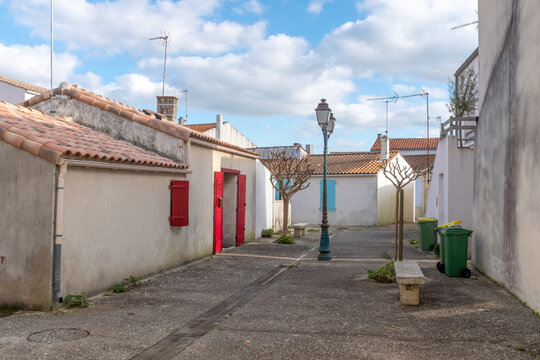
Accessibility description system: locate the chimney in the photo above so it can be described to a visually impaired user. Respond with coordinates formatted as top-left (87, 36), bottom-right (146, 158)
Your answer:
top-left (305, 144), bottom-right (314, 154)
top-left (179, 117), bottom-right (185, 126)
top-left (216, 115), bottom-right (223, 140)
top-left (156, 96), bottom-right (178, 122)
top-left (379, 134), bottom-right (389, 161)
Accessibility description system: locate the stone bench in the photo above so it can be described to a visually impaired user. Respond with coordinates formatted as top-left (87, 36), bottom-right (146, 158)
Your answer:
top-left (394, 261), bottom-right (425, 306)
top-left (292, 223), bottom-right (308, 238)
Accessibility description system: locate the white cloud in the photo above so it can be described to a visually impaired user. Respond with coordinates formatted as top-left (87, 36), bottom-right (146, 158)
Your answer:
top-left (9, 0), bottom-right (266, 56)
top-left (307, 0), bottom-right (332, 15)
top-left (233, 0), bottom-right (264, 15)
top-left (139, 34), bottom-right (355, 116)
top-left (0, 43), bottom-right (80, 87)
top-left (318, 0), bottom-right (478, 82)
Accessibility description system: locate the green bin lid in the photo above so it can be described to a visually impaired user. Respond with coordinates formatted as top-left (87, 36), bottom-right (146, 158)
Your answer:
top-left (443, 227), bottom-right (473, 236)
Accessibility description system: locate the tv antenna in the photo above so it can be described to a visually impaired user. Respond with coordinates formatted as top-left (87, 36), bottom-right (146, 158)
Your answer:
top-left (149, 31), bottom-right (170, 97)
top-left (402, 90), bottom-right (432, 182)
top-left (367, 91), bottom-right (399, 135)
top-left (452, 11), bottom-right (478, 30)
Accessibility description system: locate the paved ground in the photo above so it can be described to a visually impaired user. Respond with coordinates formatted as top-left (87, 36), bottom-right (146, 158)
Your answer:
top-left (0, 224), bottom-right (539, 359)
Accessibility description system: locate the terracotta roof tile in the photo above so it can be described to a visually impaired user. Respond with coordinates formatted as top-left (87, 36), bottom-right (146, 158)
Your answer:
top-left (22, 83), bottom-right (258, 157)
top-left (370, 138), bottom-right (439, 151)
top-left (0, 76), bottom-right (49, 94)
top-left (0, 101), bottom-right (186, 168)
top-left (184, 123), bottom-right (217, 133)
top-left (402, 154), bottom-right (436, 172)
top-left (307, 151), bottom-right (400, 175)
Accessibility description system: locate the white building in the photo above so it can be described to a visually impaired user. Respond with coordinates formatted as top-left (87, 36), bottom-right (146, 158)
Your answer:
top-left (0, 75), bottom-right (48, 104)
top-left (370, 136), bottom-right (437, 217)
top-left (291, 151), bottom-right (415, 226)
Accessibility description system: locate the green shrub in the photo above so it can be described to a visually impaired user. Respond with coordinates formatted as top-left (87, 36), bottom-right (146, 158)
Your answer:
top-left (368, 262), bottom-right (396, 283)
top-left (408, 238), bottom-right (419, 248)
top-left (261, 228), bottom-right (274, 237)
top-left (307, 229), bottom-right (319, 232)
top-left (277, 236), bottom-right (295, 244)
top-left (433, 243), bottom-right (440, 257)
top-left (64, 294), bottom-right (90, 308)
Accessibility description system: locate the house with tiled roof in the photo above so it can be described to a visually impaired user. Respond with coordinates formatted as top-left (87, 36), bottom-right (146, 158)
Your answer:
top-left (0, 102), bottom-right (192, 310)
top-left (0, 82), bottom-right (264, 309)
top-left (290, 151), bottom-right (415, 226)
top-left (370, 135), bottom-right (437, 217)
top-left (0, 75), bottom-right (48, 104)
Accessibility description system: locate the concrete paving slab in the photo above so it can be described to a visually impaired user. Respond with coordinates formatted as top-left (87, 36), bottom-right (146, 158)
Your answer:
top-left (0, 224), bottom-right (538, 359)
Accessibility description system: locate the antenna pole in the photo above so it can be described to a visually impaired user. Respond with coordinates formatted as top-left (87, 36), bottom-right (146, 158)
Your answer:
top-left (162, 36), bottom-right (168, 97)
top-left (366, 93), bottom-right (399, 136)
top-left (385, 100), bottom-right (389, 135)
top-left (50, 0), bottom-right (54, 113)
top-left (426, 93), bottom-right (430, 183)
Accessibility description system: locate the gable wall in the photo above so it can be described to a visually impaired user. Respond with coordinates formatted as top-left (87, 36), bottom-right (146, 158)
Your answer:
top-left (0, 141), bottom-right (55, 310)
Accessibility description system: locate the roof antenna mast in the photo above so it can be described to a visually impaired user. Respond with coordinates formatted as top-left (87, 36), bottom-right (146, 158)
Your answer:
top-left (367, 91), bottom-right (399, 135)
top-left (50, 0), bottom-right (55, 113)
top-left (149, 31), bottom-right (169, 97)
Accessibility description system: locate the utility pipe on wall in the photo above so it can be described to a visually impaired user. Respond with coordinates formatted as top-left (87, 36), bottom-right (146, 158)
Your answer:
top-left (52, 162), bottom-right (66, 305)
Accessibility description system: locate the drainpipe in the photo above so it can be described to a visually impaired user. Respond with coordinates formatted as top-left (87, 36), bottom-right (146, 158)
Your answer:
top-left (184, 139), bottom-right (191, 167)
top-left (52, 162), bottom-right (67, 305)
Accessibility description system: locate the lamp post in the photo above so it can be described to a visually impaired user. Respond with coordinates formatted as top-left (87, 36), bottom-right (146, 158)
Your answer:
top-left (315, 99), bottom-right (336, 261)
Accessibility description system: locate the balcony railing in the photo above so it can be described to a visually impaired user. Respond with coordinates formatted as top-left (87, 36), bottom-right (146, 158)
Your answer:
top-left (440, 116), bottom-right (478, 148)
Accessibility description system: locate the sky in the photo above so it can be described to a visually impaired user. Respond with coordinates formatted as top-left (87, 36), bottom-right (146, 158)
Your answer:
top-left (0, 0), bottom-right (478, 153)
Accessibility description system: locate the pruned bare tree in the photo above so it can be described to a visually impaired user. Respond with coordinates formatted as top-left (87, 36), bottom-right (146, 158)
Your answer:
top-left (383, 157), bottom-right (421, 261)
top-left (262, 151), bottom-right (313, 238)
top-left (447, 67), bottom-right (478, 117)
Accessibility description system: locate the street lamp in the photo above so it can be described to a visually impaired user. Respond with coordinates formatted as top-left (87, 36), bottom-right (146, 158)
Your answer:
top-left (315, 99), bottom-right (336, 261)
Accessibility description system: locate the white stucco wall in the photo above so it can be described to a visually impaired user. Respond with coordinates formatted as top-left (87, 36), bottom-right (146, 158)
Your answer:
top-left (474, 0), bottom-right (540, 312)
top-left (206, 123), bottom-right (256, 148)
top-left (291, 175), bottom-right (378, 226)
top-left (425, 135), bottom-right (474, 229)
top-left (0, 142), bottom-right (55, 310)
top-left (61, 167), bottom-right (192, 296)
top-left (0, 82), bottom-right (26, 104)
top-left (376, 158), bottom-right (415, 226)
top-left (255, 160), bottom-right (273, 236)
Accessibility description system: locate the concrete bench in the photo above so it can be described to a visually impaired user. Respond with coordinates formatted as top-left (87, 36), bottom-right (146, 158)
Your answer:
top-left (394, 261), bottom-right (425, 306)
top-left (292, 223), bottom-right (308, 238)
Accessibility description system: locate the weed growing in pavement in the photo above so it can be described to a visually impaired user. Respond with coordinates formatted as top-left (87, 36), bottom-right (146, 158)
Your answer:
top-left (64, 294), bottom-right (90, 308)
top-left (382, 252), bottom-right (392, 260)
top-left (277, 236), bottom-right (295, 244)
top-left (288, 264), bottom-right (298, 268)
top-left (125, 275), bottom-right (142, 287)
top-left (433, 243), bottom-right (440, 257)
top-left (261, 229), bottom-right (274, 237)
top-left (368, 262), bottom-right (396, 283)
top-left (112, 284), bottom-right (129, 293)
top-left (408, 238), bottom-right (419, 248)
top-left (307, 229), bottom-right (319, 232)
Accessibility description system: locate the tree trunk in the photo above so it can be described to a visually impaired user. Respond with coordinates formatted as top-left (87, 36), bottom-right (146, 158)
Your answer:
top-left (399, 189), bottom-right (404, 261)
top-left (282, 197), bottom-right (289, 238)
top-left (394, 188), bottom-right (399, 261)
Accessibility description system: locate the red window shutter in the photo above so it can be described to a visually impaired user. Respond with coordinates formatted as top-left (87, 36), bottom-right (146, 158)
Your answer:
top-left (169, 180), bottom-right (189, 226)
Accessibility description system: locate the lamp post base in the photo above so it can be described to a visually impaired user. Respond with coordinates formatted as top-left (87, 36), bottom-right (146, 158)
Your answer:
top-left (318, 225), bottom-right (332, 261)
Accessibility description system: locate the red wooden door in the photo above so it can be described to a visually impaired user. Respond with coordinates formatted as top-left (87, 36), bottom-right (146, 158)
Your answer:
top-left (236, 174), bottom-right (246, 246)
top-left (213, 171), bottom-right (224, 254)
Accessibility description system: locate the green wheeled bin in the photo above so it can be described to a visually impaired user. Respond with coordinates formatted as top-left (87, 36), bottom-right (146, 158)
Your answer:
top-left (417, 218), bottom-right (437, 251)
top-left (441, 227), bottom-right (473, 278)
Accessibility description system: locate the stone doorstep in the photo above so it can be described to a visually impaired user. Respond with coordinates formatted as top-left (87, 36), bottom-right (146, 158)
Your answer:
top-left (395, 261), bottom-right (425, 306)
